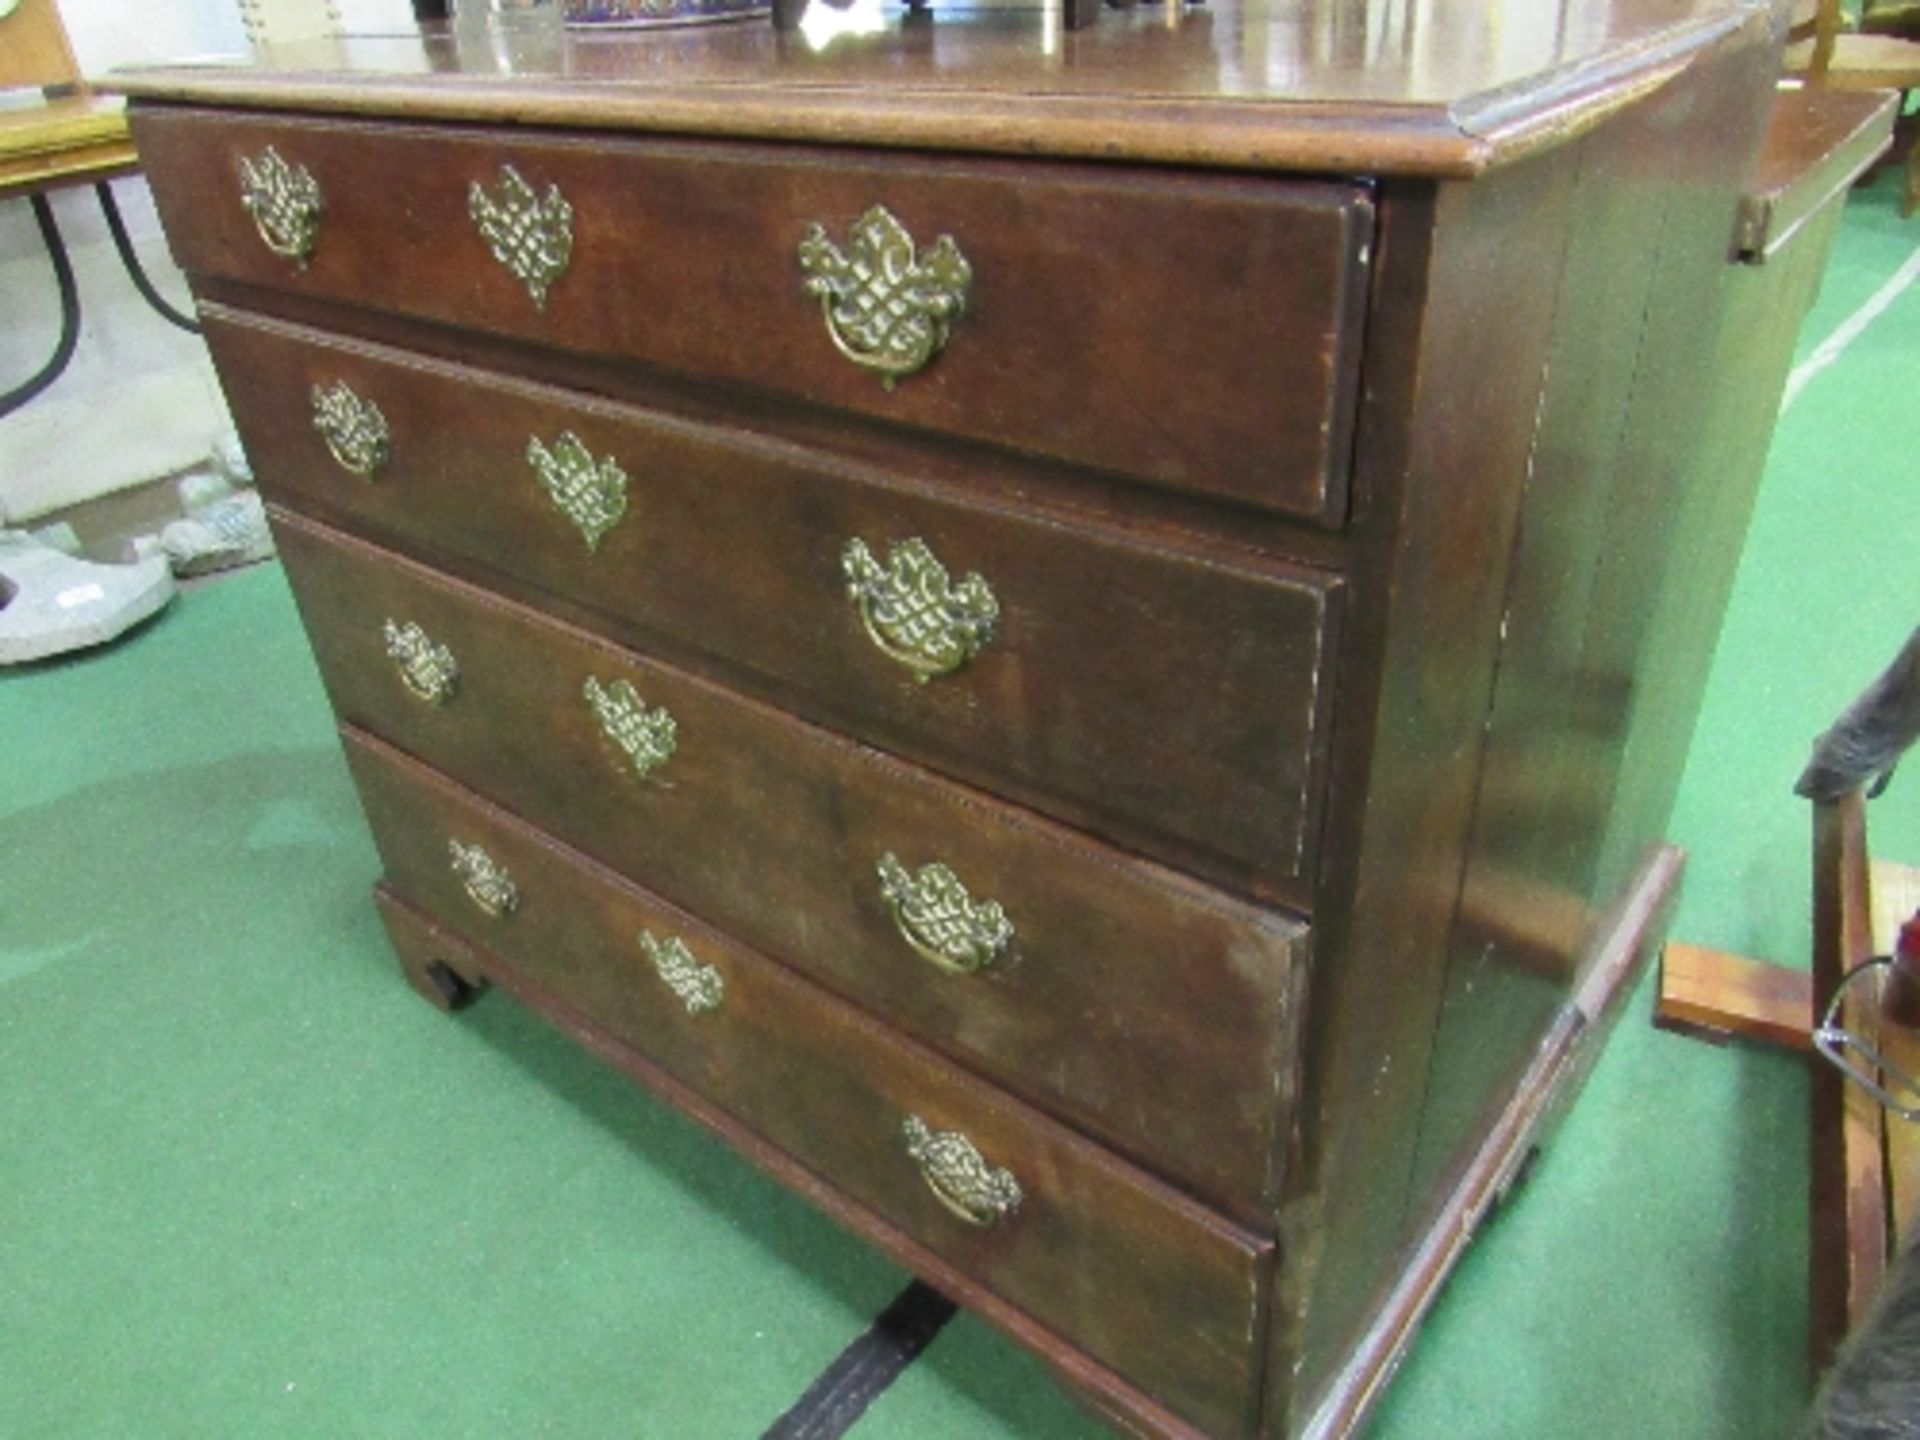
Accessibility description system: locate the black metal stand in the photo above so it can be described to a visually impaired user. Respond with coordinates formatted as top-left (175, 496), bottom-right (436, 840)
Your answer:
top-left (96, 180), bottom-right (200, 335)
top-left (0, 194), bottom-right (81, 421)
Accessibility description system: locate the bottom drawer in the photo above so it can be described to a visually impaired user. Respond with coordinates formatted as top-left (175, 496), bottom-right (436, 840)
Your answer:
top-left (345, 727), bottom-right (1272, 1438)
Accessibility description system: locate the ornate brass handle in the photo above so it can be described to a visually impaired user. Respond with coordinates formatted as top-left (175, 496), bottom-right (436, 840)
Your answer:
top-left (528, 432), bottom-right (627, 550)
top-left (238, 147), bottom-right (321, 267)
top-left (583, 676), bottom-right (676, 779)
top-left (842, 537), bottom-right (997, 681)
top-left (448, 839), bottom-right (518, 918)
top-left (639, 930), bottom-right (724, 1016)
top-left (312, 380), bottom-right (390, 477)
top-left (383, 620), bottom-right (459, 706)
top-left (798, 205), bottom-right (970, 389)
top-left (877, 853), bottom-right (1012, 975)
top-left (469, 164), bottom-right (573, 310)
top-left (902, 1116), bottom-right (1021, 1226)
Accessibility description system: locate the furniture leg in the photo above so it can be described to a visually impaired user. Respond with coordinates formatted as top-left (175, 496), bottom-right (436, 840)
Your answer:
top-left (375, 883), bottom-right (488, 1013)
top-left (0, 193), bottom-right (79, 420)
top-left (95, 179), bottom-right (199, 334)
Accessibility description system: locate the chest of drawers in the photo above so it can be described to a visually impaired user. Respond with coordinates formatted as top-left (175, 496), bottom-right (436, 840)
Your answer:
top-left (117, 4), bottom-right (1845, 1434)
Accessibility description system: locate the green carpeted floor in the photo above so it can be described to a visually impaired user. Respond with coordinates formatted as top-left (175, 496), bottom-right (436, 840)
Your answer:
top-left (3, 182), bottom-right (1916, 1440)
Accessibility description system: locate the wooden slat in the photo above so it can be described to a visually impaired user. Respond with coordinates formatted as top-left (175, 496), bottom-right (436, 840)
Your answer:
top-left (1810, 791), bottom-right (1886, 1370)
top-left (0, 94), bottom-right (135, 201)
top-left (1655, 941), bottom-right (1813, 1050)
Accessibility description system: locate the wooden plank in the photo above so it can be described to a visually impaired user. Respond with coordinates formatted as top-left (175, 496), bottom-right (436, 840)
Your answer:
top-left (0, 95), bottom-right (136, 201)
top-left (1810, 792), bottom-right (1887, 1371)
top-left (106, 6), bottom-right (1766, 181)
top-left (1655, 941), bottom-right (1813, 1051)
top-left (1735, 87), bottom-right (1898, 263)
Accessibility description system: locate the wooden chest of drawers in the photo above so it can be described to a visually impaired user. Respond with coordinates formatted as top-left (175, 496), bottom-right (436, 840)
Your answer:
top-left (117, 4), bottom-right (1855, 1434)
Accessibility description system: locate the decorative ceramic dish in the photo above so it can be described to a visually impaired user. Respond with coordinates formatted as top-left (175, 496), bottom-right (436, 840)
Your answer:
top-left (563, 0), bottom-right (770, 24)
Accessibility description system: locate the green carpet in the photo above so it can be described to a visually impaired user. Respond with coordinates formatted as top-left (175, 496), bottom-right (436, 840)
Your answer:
top-left (3, 182), bottom-right (1916, 1439)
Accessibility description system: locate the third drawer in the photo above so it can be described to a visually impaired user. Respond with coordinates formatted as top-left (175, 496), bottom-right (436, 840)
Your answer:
top-left (276, 508), bottom-right (1310, 1225)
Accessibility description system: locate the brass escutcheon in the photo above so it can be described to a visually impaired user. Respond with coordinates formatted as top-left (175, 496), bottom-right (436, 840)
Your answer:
top-left (527, 431), bottom-right (627, 551)
top-left (469, 164), bottom-right (573, 310)
top-left (583, 676), bottom-right (676, 780)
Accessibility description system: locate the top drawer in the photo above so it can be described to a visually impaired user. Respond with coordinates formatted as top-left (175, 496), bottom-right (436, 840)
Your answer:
top-left (131, 105), bottom-right (1373, 524)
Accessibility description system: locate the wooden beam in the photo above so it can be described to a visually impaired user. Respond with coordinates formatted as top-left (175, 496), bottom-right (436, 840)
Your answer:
top-left (1654, 941), bottom-right (1813, 1050)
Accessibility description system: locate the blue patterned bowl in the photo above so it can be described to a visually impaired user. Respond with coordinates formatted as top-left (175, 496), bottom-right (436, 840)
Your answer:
top-left (563, 0), bottom-right (770, 24)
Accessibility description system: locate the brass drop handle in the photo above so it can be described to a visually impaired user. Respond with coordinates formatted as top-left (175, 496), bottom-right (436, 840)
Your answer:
top-left (313, 380), bottom-right (390, 477)
top-left (448, 839), bottom-right (518, 918)
top-left (798, 205), bottom-right (970, 388)
top-left (842, 537), bottom-right (998, 681)
top-left (470, 164), bottom-right (574, 310)
top-left (902, 1116), bottom-right (1022, 1227)
top-left (383, 620), bottom-right (458, 706)
top-left (238, 147), bottom-right (321, 267)
top-left (876, 853), bottom-right (1013, 976)
top-left (639, 930), bottom-right (724, 1016)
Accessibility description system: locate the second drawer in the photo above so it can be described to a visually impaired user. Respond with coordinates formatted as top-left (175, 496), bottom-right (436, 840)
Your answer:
top-left (277, 510), bottom-right (1310, 1224)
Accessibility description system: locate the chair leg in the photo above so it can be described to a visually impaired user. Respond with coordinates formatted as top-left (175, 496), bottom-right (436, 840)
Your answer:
top-left (0, 194), bottom-right (80, 421)
top-left (95, 180), bottom-right (200, 334)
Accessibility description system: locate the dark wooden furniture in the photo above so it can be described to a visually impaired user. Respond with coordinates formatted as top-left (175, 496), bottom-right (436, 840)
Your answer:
top-left (115, 6), bottom-right (1877, 1435)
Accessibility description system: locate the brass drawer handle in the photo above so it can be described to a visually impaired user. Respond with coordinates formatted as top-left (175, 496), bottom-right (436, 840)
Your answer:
top-left (842, 537), bottom-right (998, 681)
top-left (383, 619), bottom-right (459, 706)
top-left (903, 1116), bottom-right (1021, 1227)
top-left (877, 852), bottom-right (1012, 975)
top-left (583, 676), bottom-right (677, 780)
top-left (312, 380), bottom-right (390, 477)
top-left (528, 431), bottom-right (627, 551)
top-left (448, 839), bottom-right (518, 918)
top-left (469, 164), bottom-right (574, 310)
top-left (639, 930), bottom-right (724, 1016)
top-left (798, 205), bottom-right (970, 389)
top-left (238, 147), bottom-right (321, 267)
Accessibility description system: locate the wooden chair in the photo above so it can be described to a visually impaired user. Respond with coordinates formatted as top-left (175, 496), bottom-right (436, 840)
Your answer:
top-left (1785, 0), bottom-right (1920, 217)
top-left (0, 0), bottom-right (196, 421)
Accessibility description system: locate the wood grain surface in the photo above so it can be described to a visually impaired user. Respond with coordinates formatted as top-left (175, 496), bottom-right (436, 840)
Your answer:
top-left (275, 509), bottom-right (1310, 1227)
top-left (138, 107), bottom-right (1372, 521)
top-left (353, 735), bottom-right (1275, 1439)
top-left (207, 307), bottom-right (1343, 903)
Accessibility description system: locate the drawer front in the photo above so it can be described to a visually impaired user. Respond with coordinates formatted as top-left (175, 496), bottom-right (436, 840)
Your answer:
top-left (276, 511), bottom-right (1309, 1223)
top-left (349, 734), bottom-right (1270, 1439)
top-left (206, 308), bottom-right (1340, 899)
top-left (134, 104), bottom-right (1372, 523)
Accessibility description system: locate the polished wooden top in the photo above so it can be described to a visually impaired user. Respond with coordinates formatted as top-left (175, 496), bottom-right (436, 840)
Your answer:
top-left (111, 0), bottom-right (1778, 176)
